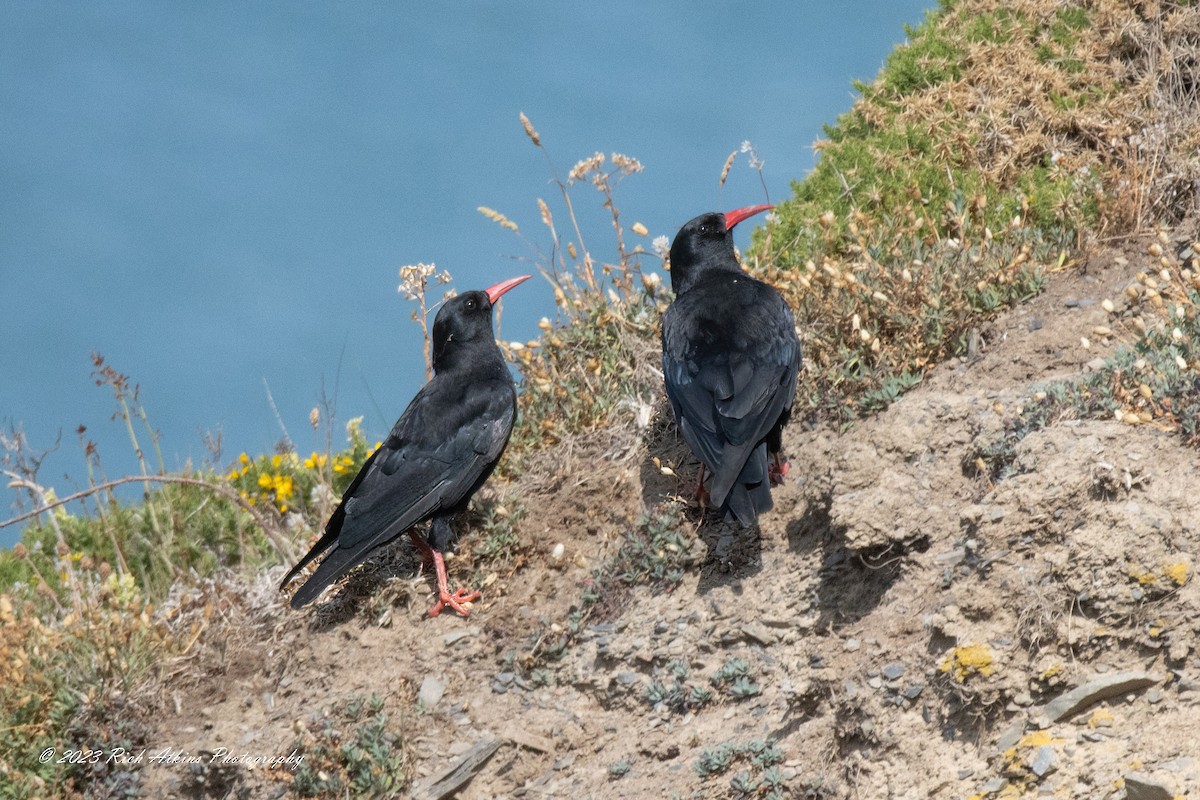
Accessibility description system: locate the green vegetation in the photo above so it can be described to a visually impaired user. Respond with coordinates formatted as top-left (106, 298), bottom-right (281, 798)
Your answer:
top-left (290, 695), bottom-right (409, 798)
top-left (694, 738), bottom-right (788, 799)
top-left (752, 0), bottom-right (1199, 421)
top-left (973, 236), bottom-right (1200, 480)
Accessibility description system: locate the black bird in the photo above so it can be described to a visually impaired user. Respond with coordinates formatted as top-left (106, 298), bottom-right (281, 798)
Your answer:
top-left (661, 205), bottom-right (800, 525)
top-left (280, 275), bottom-right (531, 616)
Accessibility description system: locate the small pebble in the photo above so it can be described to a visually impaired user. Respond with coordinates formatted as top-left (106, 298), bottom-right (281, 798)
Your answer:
top-left (882, 662), bottom-right (905, 680)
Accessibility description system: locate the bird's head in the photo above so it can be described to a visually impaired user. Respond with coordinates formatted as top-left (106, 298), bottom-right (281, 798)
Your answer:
top-left (667, 204), bottom-right (772, 293)
top-left (431, 274), bottom-right (531, 372)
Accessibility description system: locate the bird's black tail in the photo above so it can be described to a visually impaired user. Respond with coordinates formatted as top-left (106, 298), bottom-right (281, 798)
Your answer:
top-left (720, 442), bottom-right (773, 526)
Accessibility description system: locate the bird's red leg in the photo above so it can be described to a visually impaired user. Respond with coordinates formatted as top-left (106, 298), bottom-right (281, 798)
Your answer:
top-left (769, 451), bottom-right (790, 486)
top-left (693, 463), bottom-right (711, 508)
top-left (427, 551), bottom-right (481, 618)
top-left (408, 530), bottom-right (436, 574)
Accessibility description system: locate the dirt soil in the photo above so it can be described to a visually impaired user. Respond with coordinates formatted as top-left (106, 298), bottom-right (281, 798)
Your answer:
top-left (144, 236), bottom-right (1200, 800)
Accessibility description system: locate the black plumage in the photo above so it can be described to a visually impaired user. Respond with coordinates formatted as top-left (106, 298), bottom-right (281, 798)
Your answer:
top-left (280, 275), bottom-right (531, 616)
top-left (661, 205), bottom-right (800, 525)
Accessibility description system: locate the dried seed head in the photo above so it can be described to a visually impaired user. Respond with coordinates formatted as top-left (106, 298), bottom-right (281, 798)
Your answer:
top-left (477, 206), bottom-right (518, 233)
top-left (1148, 242), bottom-right (1164, 257)
top-left (537, 198), bottom-right (553, 229)
top-left (610, 153), bottom-right (643, 175)
top-left (719, 149), bottom-right (736, 187)
top-left (1101, 299), bottom-right (1115, 313)
top-left (309, 407), bottom-right (320, 430)
top-left (818, 210), bottom-right (836, 229)
top-left (1092, 326), bottom-right (1112, 337)
top-left (568, 152), bottom-right (605, 183)
top-left (519, 112), bottom-right (540, 146)
top-left (1139, 384), bottom-right (1153, 400)
top-left (1081, 337), bottom-right (1091, 349)
top-left (1175, 355), bottom-right (1188, 369)
top-left (630, 221), bottom-right (648, 236)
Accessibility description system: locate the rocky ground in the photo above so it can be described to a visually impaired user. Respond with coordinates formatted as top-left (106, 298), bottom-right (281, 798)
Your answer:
top-left (143, 235), bottom-right (1199, 799)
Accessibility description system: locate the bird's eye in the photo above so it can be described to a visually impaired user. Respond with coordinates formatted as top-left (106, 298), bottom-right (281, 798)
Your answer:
top-left (698, 224), bottom-right (709, 234)
top-left (465, 298), bottom-right (477, 311)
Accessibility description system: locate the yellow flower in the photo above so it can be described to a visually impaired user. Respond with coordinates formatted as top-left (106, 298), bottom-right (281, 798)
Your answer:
top-left (257, 474), bottom-right (272, 489)
top-left (271, 454), bottom-right (282, 469)
top-left (238, 453), bottom-right (250, 465)
top-left (274, 475), bottom-right (295, 500)
top-left (304, 452), bottom-right (328, 470)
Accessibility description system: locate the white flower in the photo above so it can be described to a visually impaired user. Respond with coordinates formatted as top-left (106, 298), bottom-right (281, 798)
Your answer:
top-left (652, 235), bottom-right (670, 259)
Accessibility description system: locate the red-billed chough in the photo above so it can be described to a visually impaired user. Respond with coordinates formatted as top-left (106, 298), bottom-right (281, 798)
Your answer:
top-left (662, 205), bottom-right (800, 525)
top-left (280, 274), bottom-right (531, 616)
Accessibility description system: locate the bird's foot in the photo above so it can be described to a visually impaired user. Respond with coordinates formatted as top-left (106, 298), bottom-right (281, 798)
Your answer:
top-left (769, 457), bottom-right (790, 486)
top-left (428, 586), bottom-right (482, 618)
top-left (427, 550), bottom-right (480, 617)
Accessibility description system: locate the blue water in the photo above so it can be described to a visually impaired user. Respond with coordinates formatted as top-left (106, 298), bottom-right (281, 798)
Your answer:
top-left (0, 2), bottom-right (931, 544)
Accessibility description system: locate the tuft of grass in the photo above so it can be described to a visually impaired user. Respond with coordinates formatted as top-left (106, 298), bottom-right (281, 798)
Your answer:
top-left (287, 695), bottom-right (409, 798)
top-left (972, 233), bottom-right (1200, 480)
top-left (752, 0), bottom-right (1200, 424)
top-left (0, 567), bottom-right (171, 799)
top-left (484, 115), bottom-right (668, 470)
top-left (644, 659), bottom-right (715, 715)
top-left (694, 738), bottom-right (787, 799)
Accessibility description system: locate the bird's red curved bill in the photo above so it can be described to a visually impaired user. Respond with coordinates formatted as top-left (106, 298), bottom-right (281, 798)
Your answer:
top-left (723, 204), bottom-right (773, 230)
top-left (485, 274), bottom-right (532, 305)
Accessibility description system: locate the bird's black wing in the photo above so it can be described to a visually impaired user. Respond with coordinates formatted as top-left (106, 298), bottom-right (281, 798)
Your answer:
top-left (283, 376), bottom-right (515, 607)
top-left (663, 279), bottom-right (799, 509)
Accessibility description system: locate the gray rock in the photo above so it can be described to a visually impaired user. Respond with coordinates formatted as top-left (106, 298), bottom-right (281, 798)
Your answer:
top-left (1029, 745), bottom-right (1055, 778)
top-left (419, 675), bottom-right (446, 708)
top-left (981, 777), bottom-right (1007, 793)
top-left (1123, 772), bottom-right (1175, 800)
top-left (882, 662), bottom-right (906, 680)
top-left (740, 623), bottom-right (776, 646)
top-left (1039, 671), bottom-right (1161, 722)
top-left (997, 721), bottom-right (1025, 753)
